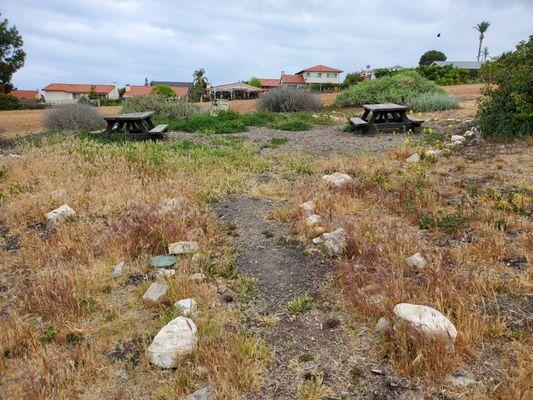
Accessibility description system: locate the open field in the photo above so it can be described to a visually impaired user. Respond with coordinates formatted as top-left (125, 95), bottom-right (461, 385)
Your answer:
top-left (0, 86), bottom-right (480, 140)
top-left (1, 88), bottom-right (530, 399)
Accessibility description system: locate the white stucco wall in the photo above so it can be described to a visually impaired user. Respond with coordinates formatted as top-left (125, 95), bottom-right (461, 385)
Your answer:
top-left (44, 91), bottom-right (75, 104)
top-left (108, 85), bottom-right (119, 99)
top-left (301, 72), bottom-right (341, 84)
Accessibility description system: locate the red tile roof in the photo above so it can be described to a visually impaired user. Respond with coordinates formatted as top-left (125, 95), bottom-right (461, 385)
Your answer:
top-left (11, 89), bottom-right (39, 99)
top-left (123, 85), bottom-right (189, 98)
top-left (296, 65), bottom-right (343, 74)
top-left (280, 74), bottom-right (306, 85)
top-left (43, 83), bottom-right (116, 94)
top-left (258, 78), bottom-right (280, 88)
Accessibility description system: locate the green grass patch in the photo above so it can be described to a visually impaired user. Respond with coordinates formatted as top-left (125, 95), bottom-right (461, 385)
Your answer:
top-left (287, 294), bottom-right (312, 315)
top-left (262, 137), bottom-right (289, 149)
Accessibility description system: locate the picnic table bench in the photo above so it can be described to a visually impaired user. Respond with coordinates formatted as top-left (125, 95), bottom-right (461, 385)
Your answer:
top-left (101, 111), bottom-right (168, 139)
top-left (348, 103), bottom-right (424, 133)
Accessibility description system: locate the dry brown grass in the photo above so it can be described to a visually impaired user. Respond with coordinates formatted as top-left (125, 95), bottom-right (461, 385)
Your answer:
top-left (280, 141), bottom-right (532, 398)
top-left (0, 137), bottom-right (276, 399)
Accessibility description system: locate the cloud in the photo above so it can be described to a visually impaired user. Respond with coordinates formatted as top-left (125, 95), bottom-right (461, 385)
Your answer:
top-left (3, 0), bottom-right (532, 89)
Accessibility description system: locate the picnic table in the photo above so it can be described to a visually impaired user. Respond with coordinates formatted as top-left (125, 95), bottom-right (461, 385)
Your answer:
top-left (102, 111), bottom-right (168, 139)
top-left (348, 103), bottom-right (424, 132)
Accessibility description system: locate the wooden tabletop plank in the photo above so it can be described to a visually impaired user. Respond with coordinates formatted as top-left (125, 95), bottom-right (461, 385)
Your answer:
top-left (363, 103), bottom-right (407, 111)
top-left (104, 111), bottom-right (155, 121)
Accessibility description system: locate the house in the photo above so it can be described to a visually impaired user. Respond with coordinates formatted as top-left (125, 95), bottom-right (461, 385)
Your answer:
top-left (258, 78), bottom-right (280, 91)
top-left (295, 65), bottom-right (343, 84)
top-left (150, 81), bottom-right (193, 91)
top-left (123, 85), bottom-right (189, 98)
top-left (209, 82), bottom-right (263, 100)
top-left (11, 89), bottom-right (40, 100)
top-left (279, 73), bottom-right (306, 87)
top-left (433, 61), bottom-right (482, 70)
top-left (42, 83), bottom-right (119, 104)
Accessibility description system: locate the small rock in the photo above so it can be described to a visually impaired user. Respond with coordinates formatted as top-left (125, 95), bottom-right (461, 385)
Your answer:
top-left (406, 153), bottom-right (420, 163)
top-left (445, 369), bottom-right (476, 388)
top-left (321, 228), bottom-right (347, 256)
top-left (375, 317), bottom-right (391, 333)
top-left (393, 303), bottom-right (458, 343)
top-left (160, 197), bottom-right (184, 214)
top-left (305, 214), bottom-right (321, 227)
top-left (110, 261), bottom-right (125, 278)
top-left (155, 269), bottom-right (176, 279)
top-left (168, 241), bottom-right (199, 255)
top-left (463, 130), bottom-right (475, 137)
top-left (405, 252), bottom-right (427, 270)
top-left (142, 282), bottom-right (168, 303)
top-left (186, 385), bottom-right (217, 400)
top-left (45, 204), bottom-right (76, 224)
top-left (451, 135), bottom-right (466, 144)
top-left (322, 172), bottom-right (353, 188)
top-left (146, 317), bottom-right (198, 368)
top-left (299, 200), bottom-right (316, 214)
top-left (425, 149), bottom-right (443, 158)
top-left (312, 236), bottom-right (323, 245)
top-left (190, 272), bottom-right (206, 283)
top-left (174, 298), bottom-right (197, 318)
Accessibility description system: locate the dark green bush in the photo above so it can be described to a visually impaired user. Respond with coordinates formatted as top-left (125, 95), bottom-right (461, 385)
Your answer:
top-left (258, 86), bottom-right (322, 112)
top-left (335, 71), bottom-right (444, 107)
top-left (0, 93), bottom-right (23, 110)
top-left (477, 36), bottom-right (532, 137)
top-left (150, 85), bottom-right (175, 98)
top-left (275, 119), bottom-right (312, 131)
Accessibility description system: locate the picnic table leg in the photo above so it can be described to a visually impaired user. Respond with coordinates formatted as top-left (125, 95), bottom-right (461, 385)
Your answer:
top-left (368, 111), bottom-right (378, 124)
top-left (361, 109), bottom-right (370, 121)
top-left (399, 111), bottom-right (415, 128)
top-left (116, 121), bottom-right (125, 133)
top-left (145, 117), bottom-right (156, 130)
top-left (105, 121), bottom-right (115, 133)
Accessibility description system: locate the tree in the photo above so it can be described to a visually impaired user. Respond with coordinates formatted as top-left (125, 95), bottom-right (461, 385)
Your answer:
top-left (341, 72), bottom-right (363, 88)
top-left (88, 85), bottom-right (99, 100)
top-left (249, 77), bottom-right (261, 88)
top-left (475, 21), bottom-right (491, 62)
top-left (419, 50), bottom-right (447, 66)
top-left (482, 46), bottom-right (490, 61)
top-left (150, 84), bottom-right (175, 98)
top-left (191, 68), bottom-right (208, 102)
top-left (477, 36), bottom-right (532, 137)
top-left (0, 14), bottom-right (26, 94)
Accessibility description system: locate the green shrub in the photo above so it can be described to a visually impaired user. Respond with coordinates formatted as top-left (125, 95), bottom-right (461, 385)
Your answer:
top-left (43, 104), bottom-right (105, 131)
top-left (0, 93), bottom-right (23, 110)
top-left (275, 119), bottom-right (312, 131)
top-left (122, 95), bottom-right (200, 120)
top-left (258, 86), bottom-right (322, 112)
top-left (262, 137), bottom-right (289, 148)
top-left (150, 85), bottom-right (175, 98)
top-left (335, 71), bottom-right (444, 107)
top-left (407, 92), bottom-right (459, 112)
top-left (477, 36), bottom-right (532, 137)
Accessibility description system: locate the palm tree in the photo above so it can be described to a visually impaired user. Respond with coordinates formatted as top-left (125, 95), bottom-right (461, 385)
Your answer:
top-left (482, 46), bottom-right (490, 62)
top-left (474, 21), bottom-right (491, 62)
top-left (192, 68), bottom-right (208, 101)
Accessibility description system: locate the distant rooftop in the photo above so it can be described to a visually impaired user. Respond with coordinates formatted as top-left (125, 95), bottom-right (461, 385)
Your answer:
top-left (150, 81), bottom-right (193, 89)
top-left (433, 61), bottom-right (482, 70)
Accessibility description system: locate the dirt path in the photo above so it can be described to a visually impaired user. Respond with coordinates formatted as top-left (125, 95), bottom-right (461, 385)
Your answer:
top-left (213, 196), bottom-right (417, 399)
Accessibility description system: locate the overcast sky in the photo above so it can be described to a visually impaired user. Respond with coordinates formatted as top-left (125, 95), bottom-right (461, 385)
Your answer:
top-left (3, 0), bottom-right (532, 89)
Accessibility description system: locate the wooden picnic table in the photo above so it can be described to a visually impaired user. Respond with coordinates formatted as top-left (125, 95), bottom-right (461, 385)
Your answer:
top-left (349, 103), bottom-right (423, 132)
top-left (104, 111), bottom-right (156, 134)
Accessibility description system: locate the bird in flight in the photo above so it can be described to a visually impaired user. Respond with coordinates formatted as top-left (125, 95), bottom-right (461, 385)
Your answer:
top-left (437, 33), bottom-right (441, 37)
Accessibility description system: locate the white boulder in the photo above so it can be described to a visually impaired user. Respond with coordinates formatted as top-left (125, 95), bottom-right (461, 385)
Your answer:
top-left (405, 252), bottom-right (427, 270)
top-left (406, 153), bottom-right (420, 163)
top-left (305, 214), bottom-right (321, 227)
top-left (393, 303), bottom-right (457, 343)
top-left (168, 241), bottom-right (199, 255)
top-left (174, 298), bottom-right (197, 318)
top-left (147, 316), bottom-right (198, 368)
top-left (451, 135), bottom-right (466, 144)
top-left (299, 200), bottom-right (316, 214)
top-left (110, 261), bottom-right (125, 278)
top-left (425, 149), bottom-right (443, 158)
top-left (142, 282), bottom-right (168, 303)
top-left (45, 204), bottom-right (76, 224)
top-left (321, 228), bottom-right (347, 256)
top-left (186, 386), bottom-right (217, 400)
top-left (156, 269), bottom-right (176, 279)
top-left (322, 172), bottom-right (353, 188)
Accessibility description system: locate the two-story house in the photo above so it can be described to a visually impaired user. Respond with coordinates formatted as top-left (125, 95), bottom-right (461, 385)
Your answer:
top-left (295, 65), bottom-right (343, 85)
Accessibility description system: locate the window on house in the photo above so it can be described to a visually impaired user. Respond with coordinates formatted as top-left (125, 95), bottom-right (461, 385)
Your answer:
top-left (317, 73), bottom-right (322, 78)
top-left (306, 72), bottom-right (310, 77)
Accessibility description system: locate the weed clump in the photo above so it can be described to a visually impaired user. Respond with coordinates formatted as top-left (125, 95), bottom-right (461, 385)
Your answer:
top-left (258, 86), bottom-right (323, 112)
top-left (43, 104), bottom-right (105, 131)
